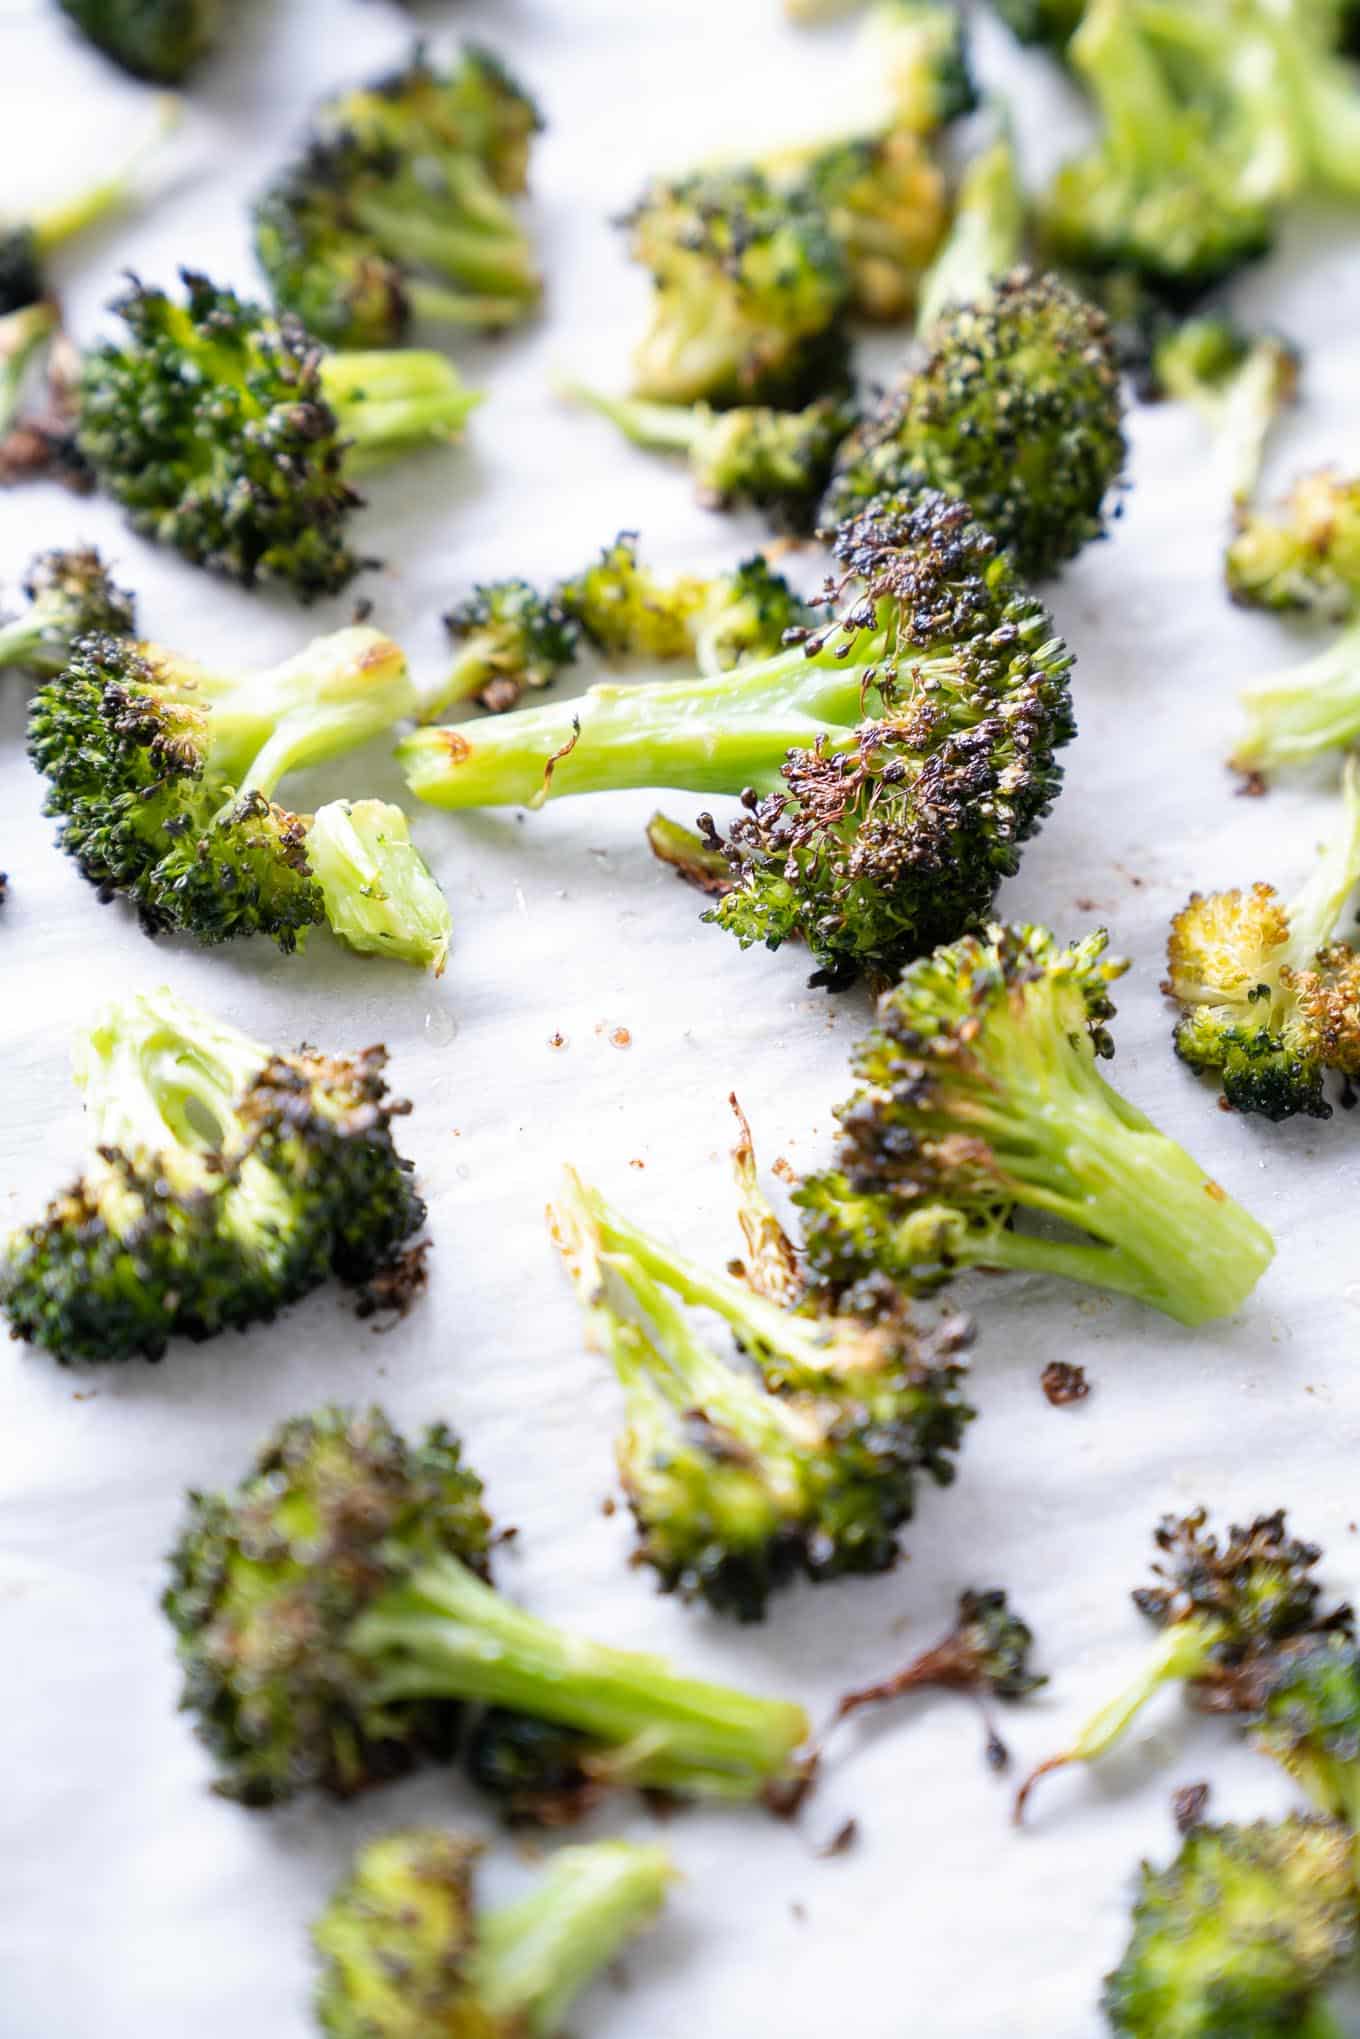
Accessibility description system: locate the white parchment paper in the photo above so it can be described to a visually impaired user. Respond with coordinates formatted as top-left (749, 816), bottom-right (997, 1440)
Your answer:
top-left (2, 4), bottom-right (1360, 2034)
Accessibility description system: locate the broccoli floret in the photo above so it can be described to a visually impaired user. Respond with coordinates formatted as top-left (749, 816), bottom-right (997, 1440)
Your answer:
top-left (57, 0), bottom-right (216, 82)
top-left (553, 538), bottom-right (812, 672)
top-left (1015, 1508), bottom-right (1349, 1819)
top-left (986, 0), bottom-right (1083, 52)
top-left (762, 128), bottom-right (950, 323)
top-left (835, 1587), bottom-right (1044, 1769)
top-left (1103, 1814), bottom-right (1359, 2039)
top-left (1233, 617), bottom-right (1360, 779)
top-left (0, 547), bottom-right (136, 676)
top-left (822, 270), bottom-right (1127, 579)
top-left (1228, 471), bottom-right (1360, 618)
top-left (1, 987), bottom-right (426, 1365)
top-left (562, 386), bottom-right (855, 531)
top-left (549, 1123), bottom-right (974, 1620)
top-left (77, 270), bottom-right (481, 601)
top-left (314, 1830), bottom-right (673, 2039)
top-left (425, 580), bottom-right (582, 717)
top-left (28, 624), bottom-right (450, 961)
top-left (622, 168), bottom-right (851, 407)
top-left (1249, 1633), bottom-right (1360, 1830)
top-left (304, 799), bottom-right (452, 976)
top-left (1165, 759), bottom-right (1360, 1120)
top-left (163, 1404), bottom-right (811, 1810)
top-left (913, 129), bottom-right (1027, 336)
top-left (399, 493), bottom-right (1077, 986)
top-left (798, 923), bottom-right (1276, 1323)
top-left (317, 42), bottom-right (541, 199)
top-left (1151, 317), bottom-right (1300, 511)
top-left (863, 1), bottom-right (978, 133)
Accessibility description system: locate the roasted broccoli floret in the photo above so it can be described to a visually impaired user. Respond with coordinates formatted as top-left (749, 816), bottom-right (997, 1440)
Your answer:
top-left (1165, 759), bottom-right (1360, 1120)
top-left (550, 1119), bottom-right (973, 1621)
top-left (399, 493), bottom-right (1077, 986)
top-left (762, 128), bottom-right (950, 323)
top-left (1015, 1508), bottom-right (1350, 1819)
top-left (0, 547), bottom-right (135, 676)
top-left (1249, 1632), bottom-right (1360, 1830)
top-left (163, 1404), bottom-right (811, 1810)
top-left (562, 386), bottom-right (855, 530)
top-left (314, 1830), bottom-right (673, 2039)
top-left (77, 270), bottom-right (481, 600)
top-left (986, 0), bottom-right (1083, 52)
top-left (1228, 471), bottom-right (1360, 618)
top-left (1233, 618), bottom-right (1360, 779)
top-left (1152, 317), bottom-right (1300, 511)
top-left (863, 1), bottom-right (978, 133)
top-left (553, 536), bottom-right (812, 671)
top-left (912, 129), bottom-right (1026, 336)
top-left (1103, 1814), bottom-right (1359, 2039)
top-left (622, 168), bottom-right (851, 408)
top-left (316, 41), bottom-right (541, 197)
top-left (28, 624), bottom-right (450, 963)
top-left (1, 987), bottom-right (427, 1365)
top-left (798, 924), bottom-right (1276, 1324)
top-left (427, 581), bottom-right (582, 717)
top-left (57, 0), bottom-right (216, 82)
top-left (836, 1587), bottom-right (1044, 1768)
top-left (822, 270), bottom-right (1127, 579)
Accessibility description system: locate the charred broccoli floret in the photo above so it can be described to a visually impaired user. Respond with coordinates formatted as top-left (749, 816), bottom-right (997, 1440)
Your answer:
top-left (399, 493), bottom-right (1077, 986)
top-left (1, 987), bottom-right (427, 1365)
top-left (622, 167), bottom-right (851, 408)
top-left (57, 0), bottom-right (216, 82)
top-left (1015, 1508), bottom-right (1351, 1819)
top-left (1152, 317), bottom-right (1300, 510)
top-left (314, 1830), bottom-right (673, 2039)
top-left (553, 536), bottom-right (812, 671)
top-left (550, 1116), bottom-right (973, 1621)
top-left (1103, 1814), bottom-right (1359, 2039)
top-left (1165, 759), bottom-right (1360, 1120)
top-left (163, 1404), bottom-right (811, 1810)
top-left (28, 625), bottom-right (449, 964)
top-left (428, 581), bottom-right (582, 717)
top-left (798, 924), bottom-right (1276, 1324)
top-left (1232, 617), bottom-right (1360, 778)
top-left (1228, 471), bottom-right (1360, 618)
top-left (561, 386), bottom-right (855, 530)
top-left (761, 128), bottom-right (950, 323)
top-left (77, 270), bottom-right (481, 600)
top-left (0, 547), bottom-right (135, 676)
top-left (836, 1587), bottom-right (1044, 1768)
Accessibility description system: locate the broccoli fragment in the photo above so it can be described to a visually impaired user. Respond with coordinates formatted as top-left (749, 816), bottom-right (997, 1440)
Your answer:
top-left (836, 1587), bottom-right (1044, 1768)
top-left (912, 129), bottom-right (1026, 336)
top-left (562, 385), bottom-right (855, 530)
top-left (646, 813), bottom-right (735, 895)
top-left (426, 580), bottom-right (582, 718)
top-left (822, 270), bottom-right (1127, 579)
top-left (622, 167), bottom-right (851, 407)
top-left (28, 624), bottom-right (449, 962)
top-left (57, 0), bottom-right (216, 82)
top-left (762, 128), bottom-right (950, 323)
top-left (77, 270), bottom-right (481, 601)
top-left (1, 988), bottom-right (426, 1365)
top-left (1152, 317), bottom-right (1300, 510)
top-left (314, 1830), bottom-right (673, 2039)
top-left (1015, 1508), bottom-right (1350, 1819)
top-left (304, 799), bottom-right (452, 976)
top-left (1103, 1814), bottom-right (1359, 2039)
top-left (549, 1121), bottom-right (973, 1620)
top-left (863, 1), bottom-right (978, 134)
top-left (1233, 618), bottom-right (1360, 779)
top-left (163, 1404), bottom-right (811, 1810)
top-left (1228, 471), bottom-right (1360, 618)
top-left (0, 547), bottom-right (135, 676)
top-left (1249, 1633), bottom-right (1360, 1831)
top-left (1165, 759), bottom-right (1360, 1119)
top-left (798, 923), bottom-right (1276, 1324)
top-left (552, 536), bottom-right (811, 672)
top-left (399, 493), bottom-right (1077, 986)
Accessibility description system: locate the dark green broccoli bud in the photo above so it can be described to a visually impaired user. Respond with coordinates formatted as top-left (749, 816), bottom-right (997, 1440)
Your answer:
top-left (0, 99), bottom-right (179, 313)
top-left (77, 270), bottom-right (481, 600)
top-left (1015, 1508), bottom-right (1350, 1819)
top-left (822, 270), bottom-right (1127, 579)
top-left (762, 128), bottom-right (950, 323)
top-left (912, 129), bottom-right (1026, 336)
top-left (164, 1403), bottom-right (811, 1809)
top-left (317, 42), bottom-right (542, 199)
top-left (561, 385), bottom-right (855, 530)
top-left (986, 0), bottom-right (1083, 52)
top-left (863, 2), bottom-right (978, 133)
top-left (1228, 471), bottom-right (1360, 618)
top-left (28, 625), bottom-right (449, 962)
top-left (57, 0), bottom-right (216, 82)
top-left (401, 493), bottom-right (1077, 987)
top-left (1, 988), bottom-right (427, 1365)
top-left (550, 1127), bottom-right (974, 1620)
top-left (426, 580), bottom-right (581, 717)
top-left (1250, 1633), bottom-right (1360, 1831)
top-left (798, 923), bottom-right (1276, 1324)
top-left (304, 799), bottom-right (452, 975)
top-left (0, 547), bottom-right (136, 676)
top-left (1151, 318), bottom-right (1299, 510)
top-left (1103, 1814), bottom-right (1359, 2039)
top-left (1232, 616), bottom-right (1360, 779)
top-left (621, 168), bottom-right (851, 408)
top-left (1165, 759), bottom-right (1360, 1120)
top-left (314, 1829), bottom-right (673, 2039)
top-left (836, 1587), bottom-right (1045, 1768)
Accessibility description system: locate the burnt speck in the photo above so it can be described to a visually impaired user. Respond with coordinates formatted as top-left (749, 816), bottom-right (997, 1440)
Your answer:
top-left (610, 1027), bottom-right (632, 1049)
top-left (353, 1238), bottom-right (431, 1323)
top-left (1173, 1781), bottom-right (1211, 1834)
top-left (817, 1818), bottom-right (859, 1858)
top-left (601, 1496), bottom-right (617, 1517)
top-left (629, 1158), bottom-right (645, 1170)
top-left (350, 596), bottom-right (374, 624)
top-left (772, 1156), bottom-right (796, 1183)
top-left (1204, 1179), bottom-right (1227, 1202)
top-left (547, 1031), bottom-right (567, 1049)
top-left (1236, 770), bottom-right (1267, 798)
top-left (1041, 1360), bottom-right (1090, 1407)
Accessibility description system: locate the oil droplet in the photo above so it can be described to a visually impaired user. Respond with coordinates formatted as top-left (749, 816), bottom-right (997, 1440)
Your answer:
top-left (424, 1006), bottom-right (457, 1048)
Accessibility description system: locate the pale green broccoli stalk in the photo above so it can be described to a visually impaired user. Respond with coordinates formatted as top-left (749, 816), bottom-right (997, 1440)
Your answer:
top-left (1228, 471), bottom-right (1360, 618)
top-left (1233, 617), bottom-right (1360, 779)
top-left (1152, 317), bottom-right (1300, 509)
top-left (305, 799), bottom-right (452, 976)
top-left (915, 129), bottom-right (1026, 335)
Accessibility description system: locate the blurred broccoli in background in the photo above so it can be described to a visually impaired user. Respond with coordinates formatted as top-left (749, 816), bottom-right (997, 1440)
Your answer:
top-left (0, 547), bottom-right (135, 676)
top-left (1151, 317), bottom-right (1299, 512)
top-left (1229, 472), bottom-right (1360, 618)
top-left (57, 0), bottom-right (214, 84)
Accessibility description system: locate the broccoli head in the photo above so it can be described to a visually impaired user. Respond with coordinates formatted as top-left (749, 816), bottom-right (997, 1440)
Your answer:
top-left (1152, 316), bottom-right (1300, 510)
top-left (1165, 759), bottom-right (1360, 1119)
top-left (1249, 1632), bottom-right (1360, 1831)
top-left (766, 128), bottom-right (950, 323)
top-left (77, 270), bottom-right (481, 600)
top-left (552, 537), bottom-right (813, 673)
top-left (1228, 471), bottom-right (1360, 618)
top-left (314, 1830), bottom-right (673, 2039)
top-left (401, 492), bottom-right (1077, 987)
top-left (164, 1403), bottom-right (811, 1810)
top-left (622, 167), bottom-right (851, 407)
top-left (1, 988), bottom-right (427, 1365)
top-left (316, 43), bottom-right (542, 199)
top-left (0, 547), bottom-right (136, 677)
top-left (798, 923), bottom-right (1276, 1324)
top-left (57, 0), bottom-right (217, 82)
top-left (427, 580), bottom-right (582, 717)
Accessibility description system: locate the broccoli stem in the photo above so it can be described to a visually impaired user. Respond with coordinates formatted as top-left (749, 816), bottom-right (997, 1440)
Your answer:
top-left (404, 278), bottom-right (535, 330)
top-left (319, 351), bottom-right (483, 462)
top-left (915, 130), bottom-right (1025, 332)
top-left (1071, 0), bottom-right (1176, 179)
top-left (1233, 622), bottom-right (1360, 776)
top-left (349, 192), bottom-right (538, 300)
top-left (30, 96), bottom-right (180, 256)
top-left (562, 383), bottom-right (707, 456)
top-left (1281, 756), bottom-right (1360, 967)
top-left (474, 1843), bottom-right (674, 2038)
top-left (349, 1553), bottom-right (809, 1799)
